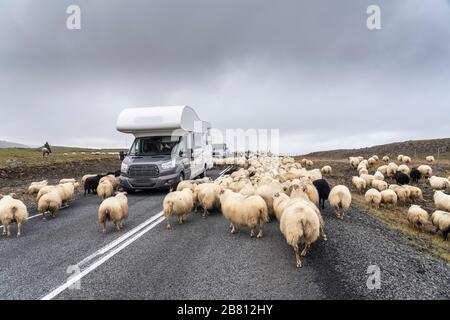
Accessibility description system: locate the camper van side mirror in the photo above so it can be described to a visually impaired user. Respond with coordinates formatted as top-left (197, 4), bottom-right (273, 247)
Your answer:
top-left (179, 150), bottom-right (185, 157)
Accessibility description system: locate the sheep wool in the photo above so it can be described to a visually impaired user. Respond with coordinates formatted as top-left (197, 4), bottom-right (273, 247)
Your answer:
top-left (434, 191), bottom-right (450, 212)
top-left (0, 195), bottom-right (29, 237)
top-left (328, 185), bottom-right (352, 219)
top-left (430, 210), bottom-right (450, 240)
top-left (426, 156), bottom-right (435, 163)
top-left (417, 165), bottom-right (433, 178)
top-left (98, 192), bottom-right (129, 233)
top-left (365, 189), bottom-right (381, 209)
top-left (352, 176), bottom-right (366, 194)
top-left (97, 180), bottom-right (114, 200)
top-left (220, 190), bottom-right (269, 238)
top-left (407, 205), bottom-right (428, 229)
top-left (429, 176), bottom-right (450, 191)
top-left (38, 191), bottom-right (62, 219)
top-left (280, 201), bottom-right (320, 268)
top-left (163, 189), bottom-right (194, 229)
top-left (321, 165), bottom-right (332, 174)
top-left (380, 190), bottom-right (398, 207)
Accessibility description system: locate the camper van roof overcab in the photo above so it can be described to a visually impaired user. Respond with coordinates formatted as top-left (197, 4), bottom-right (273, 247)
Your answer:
top-left (116, 106), bottom-right (211, 137)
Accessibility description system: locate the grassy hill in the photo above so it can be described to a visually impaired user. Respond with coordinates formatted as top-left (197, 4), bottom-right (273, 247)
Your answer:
top-left (305, 138), bottom-right (450, 160)
top-left (0, 140), bottom-right (30, 148)
top-left (0, 146), bottom-right (127, 169)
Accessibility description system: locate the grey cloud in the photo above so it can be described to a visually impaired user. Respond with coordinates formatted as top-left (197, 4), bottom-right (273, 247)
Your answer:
top-left (0, 0), bottom-right (449, 153)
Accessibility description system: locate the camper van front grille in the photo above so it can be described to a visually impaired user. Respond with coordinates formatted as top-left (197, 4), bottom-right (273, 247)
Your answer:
top-left (128, 164), bottom-right (160, 178)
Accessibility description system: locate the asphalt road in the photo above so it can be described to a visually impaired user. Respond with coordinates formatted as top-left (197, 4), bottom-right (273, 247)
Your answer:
top-left (0, 168), bottom-right (449, 300)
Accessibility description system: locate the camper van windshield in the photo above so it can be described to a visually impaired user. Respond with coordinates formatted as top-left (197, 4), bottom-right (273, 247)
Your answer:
top-left (129, 136), bottom-right (180, 156)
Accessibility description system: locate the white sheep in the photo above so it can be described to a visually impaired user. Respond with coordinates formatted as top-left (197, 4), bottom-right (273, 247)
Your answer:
top-left (407, 205), bottom-right (428, 229)
top-left (273, 192), bottom-right (291, 222)
top-left (220, 189), bottom-right (269, 238)
top-left (321, 165), bottom-right (332, 174)
top-left (280, 200), bottom-right (320, 268)
top-left (0, 194), bottom-right (29, 237)
top-left (397, 164), bottom-right (410, 175)
top-left (382, 156), bottom-right (390, 163)
top-left (196, 183), bottom-right (221, 217)
top-left (38, 191), bottom-right (62, 219)
top-left (434, 191), bottom-right (450, 212)
top-left (98, 192), bottom-right (129, 233)
top-left (397, 155), bottom-right (404, 162)
top-left (59, 178), bottom-right (76, 184)
top-left (380, 189), bottom-right (398, 207)
top-left (328, 185), bottom-right (352, 219)
top-left (429, 176), bottom-right (450, 191)
top-left (349, 157), bottom-right (361, 168)
top-left (389, 185), bottom-right (408, 203)
top-left (386, 162), bottom-right (398, 177)
top-left (373, 171), bottom-right (385, 181)
top-left (97, 180), bottom-right (114, 200)
top-left (365, 189), bottom-right (381, 209)
top-left (404, 185), bottom-right (423, 203)
top-left (163, 189), bottom-right (194, 229)
top-left (372, 179), bottom-right (388, 192)
top-left (417, 165), bottom-right (432, 178)
top-left (358, 168), bottom-right (369, 175)
top-left (352, 176), bottom-right (366, 194)
top-left (426, 156), bottom-right (435, 163)
top-left (27, 180), bottom-right (48, 194)
top-left (402, 156), bottom-right (412, 163)
top-left (100, 175), bottom-right (120, 190)
top-left (430, 210), bottom-right (450, 240)
top-left (359, 174), bottom-right (375, 188)
top-left (255, 182), bottom-right (283, 216)
top-left (377, 165), bottom-right (388, 175)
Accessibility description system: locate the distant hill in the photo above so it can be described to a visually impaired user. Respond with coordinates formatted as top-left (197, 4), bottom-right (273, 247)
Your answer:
top-left (0, 140), bottom-right (31, 149)
top-left (306, 138), bottom-right (450, 159)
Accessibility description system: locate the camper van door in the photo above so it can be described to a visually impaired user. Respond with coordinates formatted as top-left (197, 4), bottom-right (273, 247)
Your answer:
top-left (190, 132), bottom-right (204, 178)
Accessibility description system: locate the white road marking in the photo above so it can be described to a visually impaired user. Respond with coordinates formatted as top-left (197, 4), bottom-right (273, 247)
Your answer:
top-left (77, 211), bottom-right (163, 268)
top-left (40, 168), bottom-right (230, 300)
top-left (40, 216), bottom-right (165, 300)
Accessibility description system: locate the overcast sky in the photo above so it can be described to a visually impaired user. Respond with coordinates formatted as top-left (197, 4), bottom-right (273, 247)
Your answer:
top-left (1, 0), bottom-right (450, 153)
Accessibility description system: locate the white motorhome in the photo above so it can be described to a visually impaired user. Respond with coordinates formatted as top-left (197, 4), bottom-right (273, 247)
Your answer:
top-left (116, 106), bottom-right (213, 191)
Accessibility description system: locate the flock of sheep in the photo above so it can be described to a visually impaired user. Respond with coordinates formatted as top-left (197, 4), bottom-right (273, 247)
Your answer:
top-left (1, 151), bottom-right (449, 269)
top-left (0, 171), bottom-right (127, 237)
top-left (163, 155), bottom-right (352, 268)
top-left (349, 154), bottom-right (450, 240)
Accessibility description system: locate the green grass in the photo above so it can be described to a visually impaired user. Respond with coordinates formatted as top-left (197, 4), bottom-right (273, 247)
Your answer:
top-left (0, 146), bottom-right (127, 169)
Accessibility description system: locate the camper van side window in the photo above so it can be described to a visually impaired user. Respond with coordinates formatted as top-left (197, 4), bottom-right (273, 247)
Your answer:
top-left (194, 133), bottom-right (203, 148)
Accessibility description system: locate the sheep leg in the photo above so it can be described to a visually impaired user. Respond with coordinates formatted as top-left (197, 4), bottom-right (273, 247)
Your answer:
top-left (115, 222), bottom-right (121, 231)
top-left (1, 225), bottom-right (6, 236)
top-left (320, 224), bottom-right (327, 241)
top-left (101, 221), bottom-right (106, 233)
top-left (165, 203), bottom-right (173, 230)
top-left (17, 222), bottom-right (22, 237)
top-left (202, 208), bottom-right (208, 218)
top-left (301, 244), bottom-right (310, 257)
top-left (294, 244), bottom-right (302, 268)
top-left (6, 225), bottom-right (11, 237)
top-left (230, 224), bottom-right (237, 234)
top-left (177, 216), bottom-right (183, 224)
top-left (250, 228), bottom-right (256, 238)
top-left (257, 220), bottom-right (265, 238)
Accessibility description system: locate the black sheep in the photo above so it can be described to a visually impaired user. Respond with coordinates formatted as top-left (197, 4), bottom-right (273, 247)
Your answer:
top-left (313, 179), bottom-right (331, 209)
top-left (84, 174), bottom-right (105, 195)
top-left (395, 172), bottom-right (410, 185)
top-left (410, 168), bottom-right (421, 183)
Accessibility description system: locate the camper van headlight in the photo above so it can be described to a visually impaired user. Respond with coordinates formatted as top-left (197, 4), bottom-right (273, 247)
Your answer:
top-left (161, 159), bottom-right (176, 170)
top-left (121, 163), bottom-right (129, 173)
